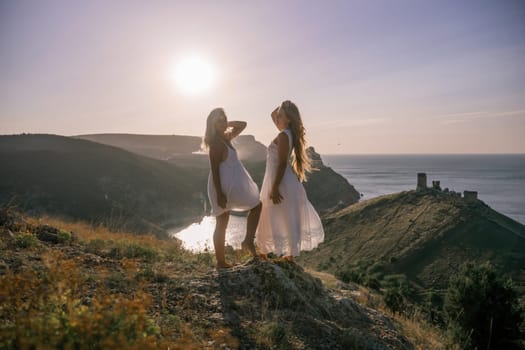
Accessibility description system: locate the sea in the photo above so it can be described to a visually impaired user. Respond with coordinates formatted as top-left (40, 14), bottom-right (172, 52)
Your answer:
top-left (172, 154), bottom-right (525, 251)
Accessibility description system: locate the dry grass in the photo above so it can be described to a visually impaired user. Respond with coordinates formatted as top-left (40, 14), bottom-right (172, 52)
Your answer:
top-left (310, 269), bottom-right (447, 350)
top-left (1, 215), bottom-right (246, 349)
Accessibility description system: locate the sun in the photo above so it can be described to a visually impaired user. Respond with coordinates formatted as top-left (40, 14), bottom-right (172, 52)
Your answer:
top-left (171, 55), bottom-right (216, 95)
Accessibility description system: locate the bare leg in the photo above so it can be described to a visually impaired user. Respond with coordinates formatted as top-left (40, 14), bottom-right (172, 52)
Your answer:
top-left (242, 202), bottom-right (261, 256)
top-left (214, 211), bottom-right (231, 269)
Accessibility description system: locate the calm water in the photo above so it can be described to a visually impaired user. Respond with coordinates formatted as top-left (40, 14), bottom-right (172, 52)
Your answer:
top-left (173, 154), bottom-right (525, 251)
top-left (324, 154), bottom-right (525, 225)
top-left (171, 215), bottom-right (247, 252)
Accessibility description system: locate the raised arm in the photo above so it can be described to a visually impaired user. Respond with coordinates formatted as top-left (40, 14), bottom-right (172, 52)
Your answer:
top-left (270, 131), bottom-right (290, 204)
top-left (225, 121), bottom-right (247, 140)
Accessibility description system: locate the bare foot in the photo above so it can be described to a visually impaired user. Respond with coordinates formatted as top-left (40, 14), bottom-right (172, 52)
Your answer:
top-left (241, 240), bottom-right (257, 257)
top-left (283, 256), bottom-right (294, 262)
top-left (259, 253), bottom-right (268, 261)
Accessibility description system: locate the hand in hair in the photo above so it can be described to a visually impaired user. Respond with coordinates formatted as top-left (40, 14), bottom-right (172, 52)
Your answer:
top-left (225, 121), bottom-right (247, 140)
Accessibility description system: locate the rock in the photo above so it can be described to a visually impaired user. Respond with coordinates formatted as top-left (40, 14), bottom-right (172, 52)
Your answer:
top-left (2, 228), bottom-right (16, 241)
top-left (0, 208), bottom-right (28, 233)
top-left (213, 260), bottom-right (412, 349)
top-left (36, 225), bottom-right (60, 244)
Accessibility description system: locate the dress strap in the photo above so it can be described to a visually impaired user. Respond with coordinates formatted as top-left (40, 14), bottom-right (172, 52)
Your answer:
top-left (221, 138), bottom-right (235, 152)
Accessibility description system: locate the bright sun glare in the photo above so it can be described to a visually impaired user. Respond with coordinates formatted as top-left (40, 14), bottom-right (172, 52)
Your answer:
top-left (171, 55), bottom-right (216, 95)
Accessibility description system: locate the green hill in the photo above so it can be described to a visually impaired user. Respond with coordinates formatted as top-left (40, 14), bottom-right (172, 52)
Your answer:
top-left (0, 134), bottom-right (206, 236)
top-left (76, 133), bottom-right (268, 162)
top-left (0, 133), bottom-right (359, 237)
top-left (75, 133), bottom-right (202, 160)
top-left (299, 189), bottom-right (525, 295)
top-left (75, 133), bottom-right (360, 213)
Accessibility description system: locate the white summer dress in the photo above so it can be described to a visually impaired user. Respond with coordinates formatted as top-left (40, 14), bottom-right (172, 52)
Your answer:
top-left (256, 129), bottom-right (324, 256)
top-left (207, 141), bottom-right (260, 217)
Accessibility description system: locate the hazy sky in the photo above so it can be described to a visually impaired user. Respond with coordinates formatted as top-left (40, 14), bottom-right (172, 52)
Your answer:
top-left (1, 0), bottom-right (524, 154)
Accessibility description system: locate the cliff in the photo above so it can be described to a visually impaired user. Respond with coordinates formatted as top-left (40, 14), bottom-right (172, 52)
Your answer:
top-left (304, 147), bottom-right (360, 212)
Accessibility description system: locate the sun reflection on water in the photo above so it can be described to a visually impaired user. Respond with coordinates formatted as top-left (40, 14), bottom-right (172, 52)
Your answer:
top-left (171, 215), bottom-right (247, 252)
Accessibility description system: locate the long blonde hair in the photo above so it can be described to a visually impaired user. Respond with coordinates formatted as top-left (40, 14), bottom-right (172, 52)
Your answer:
top-left (202, 107), bottom-right (225, 150)
top-left (281, 100), bottom-right (312, 182)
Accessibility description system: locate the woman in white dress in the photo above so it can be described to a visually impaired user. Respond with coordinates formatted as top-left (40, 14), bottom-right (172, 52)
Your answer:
top-left (256, 100), bottom-right (324, 261)
top-left (204, 108), bottom-right (261, 269)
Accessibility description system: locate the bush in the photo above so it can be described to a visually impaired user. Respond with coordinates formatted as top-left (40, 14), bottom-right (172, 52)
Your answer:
top-left (364, 276), bottom-right (382, 291)
top-left (336, 267), bottom-right (365, 284)
top-left (421, 290), bottom-right (444, 326)
top-left (15, 232), bottom-right (38, 248)
top-left (0, 252), bottom-right (168, 349)
top-left (384, 288), bottom-right (405, 315)
top-left (109, 242), bottom-right (159, 262)
top-left (57, 229), bottom-right (73, 243)
top-left (444, 262), bottom-right (524, 350)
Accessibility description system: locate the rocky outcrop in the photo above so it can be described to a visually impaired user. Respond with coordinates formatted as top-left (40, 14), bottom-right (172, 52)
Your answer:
top-left (232, 135), bottom-right (267, 162)
top-left (153, 259), bottom-right (413, 349)
top-left (305, 147), bottom-right (360, 213)
top-left (211, 260), bottom-right (412, 349)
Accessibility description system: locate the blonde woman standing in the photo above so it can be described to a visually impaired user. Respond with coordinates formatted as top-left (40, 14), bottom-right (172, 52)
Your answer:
top-left (256, 100), bottom-right (324, 261)
top-left (204, 108), bottom-right (261, 269)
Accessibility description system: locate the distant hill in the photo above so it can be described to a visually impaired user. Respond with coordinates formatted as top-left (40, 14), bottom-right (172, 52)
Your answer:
top-left (75, 133), bottom-right (360, 213)
top-left (299, 189), bottom-right (525, 294)
top-left (0, 134), bottom-right (206, 236)
top-left (75, 133), bottom-right (268, 162)
top-left (232, 135), bottom-right (267, 161)
top-left (75, 133), bottom-right (202, 160)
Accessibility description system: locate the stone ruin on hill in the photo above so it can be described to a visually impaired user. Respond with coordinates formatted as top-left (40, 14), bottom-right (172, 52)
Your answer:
top-left (416, 172), bottom-right (478, 203)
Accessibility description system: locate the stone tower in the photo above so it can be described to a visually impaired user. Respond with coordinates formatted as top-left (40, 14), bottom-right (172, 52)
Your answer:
top-left (417, 173), bottom-right (427, 190)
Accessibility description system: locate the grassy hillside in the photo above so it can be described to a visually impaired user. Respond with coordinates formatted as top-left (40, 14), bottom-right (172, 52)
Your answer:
top-left (298, 189), bottom-right (525, 295)
top-left (76, 133), bottom-right (361, 213)
top-left (0, 134), bottom-right (206, 236)
top-left (0, 209), bottom-right (445, 349)
top-left (75, 133), bottom-right (202, 160)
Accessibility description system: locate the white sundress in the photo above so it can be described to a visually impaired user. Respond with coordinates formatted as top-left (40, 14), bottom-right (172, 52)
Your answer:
top-left (207, 142), bottom-right (260, 216)
top-left (256, 129), bottom-right (324, 256)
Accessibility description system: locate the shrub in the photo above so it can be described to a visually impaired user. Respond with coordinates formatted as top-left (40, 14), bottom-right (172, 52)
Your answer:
top-left (14, 232), bottom-right (38, 248)
top-left (84, 238), bottom-right (107, 254)
top-left (365, 276), bottom-right (382, 291)
top-left (336, 267), bottom-right (365, 284)
top-left (57, 229), bottom-right (73, 243)
top-left (0, 252), bottom-right (171, 349)
top-left (384, 288), bottom-right (405, 315)
top-left (444, 262), bottom-right (524, 350)
top-left (109, 242), bottom-right (159, 262)
top-left (421, 290), bottom-right (444, 326)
